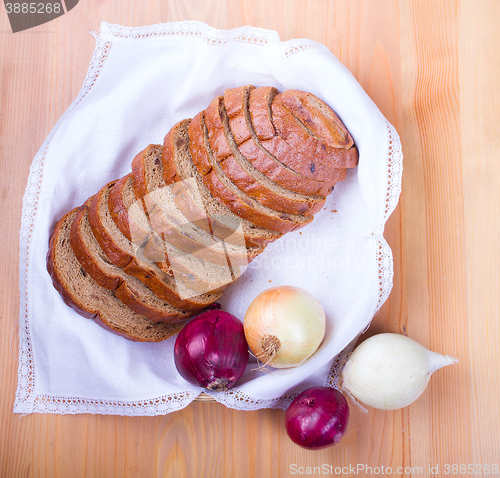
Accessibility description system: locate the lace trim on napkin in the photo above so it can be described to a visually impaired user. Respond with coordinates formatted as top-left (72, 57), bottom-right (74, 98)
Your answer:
top-left (100, 20), bottom-right (281, 47)
top-left (15, 22), bottom-right (403, 416)
top-left (30, 392), bottom-right (198, 416)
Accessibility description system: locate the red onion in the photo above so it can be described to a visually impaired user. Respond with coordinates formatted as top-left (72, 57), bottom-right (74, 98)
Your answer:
top-left (174, 305), bottom-right (249, 391)
top-left (285, 386), bottom-right (349, 449)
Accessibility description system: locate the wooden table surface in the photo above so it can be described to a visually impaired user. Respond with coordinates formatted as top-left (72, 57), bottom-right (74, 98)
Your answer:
top-left (1, 1), bottom-right (499, 476)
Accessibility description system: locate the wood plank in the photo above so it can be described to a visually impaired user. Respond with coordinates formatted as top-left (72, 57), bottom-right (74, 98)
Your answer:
top-left (459, 0), bottom-right (500, 465)
top-left (399, 0), bottom-right (472, 470)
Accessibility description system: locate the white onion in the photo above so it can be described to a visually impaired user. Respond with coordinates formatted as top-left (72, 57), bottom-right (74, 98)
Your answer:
top-left (342, 333), bottom-right (458, 410)
top-left (243, 286), bottom-right (326, 368)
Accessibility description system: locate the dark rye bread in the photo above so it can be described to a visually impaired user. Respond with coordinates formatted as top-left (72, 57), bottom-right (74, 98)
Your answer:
top-left (87, 180), bottom-right (225, 311)
top-left (70, 199), bottom-right (193, 323)
top-left (203, 93), bottom-right (326, 216)
top-left (208, 85), bottom-right (337, 196)
top-left (188, 111), bottom-right (313, 233)
top-left (129, 143), bottom-right (256, 268)
top-left (271, 93), bottom-right (359, 172)
top-left (47, 208), bottom-right (185, 342)
top-left (162, 119), bottom-right (283, 248)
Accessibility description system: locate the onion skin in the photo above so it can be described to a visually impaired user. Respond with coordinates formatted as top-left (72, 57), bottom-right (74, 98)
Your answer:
top-left (244, 286), bottom-right (326, 368)
top-left (174, 306), bottom-right (249, 391)
top-left (342, 333), bottom-right (458, 410)
top-left (285, 386), bottom-right (349, 450)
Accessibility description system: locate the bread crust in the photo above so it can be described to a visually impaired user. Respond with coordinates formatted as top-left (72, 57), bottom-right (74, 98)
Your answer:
top-left (130, 144), bottom-right (164, 201)
top-left (70, 199), bottom-right (121, 291)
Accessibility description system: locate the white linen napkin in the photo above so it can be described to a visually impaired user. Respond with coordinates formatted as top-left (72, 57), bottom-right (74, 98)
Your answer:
top-left (15, 21), bottom-right (402, 415)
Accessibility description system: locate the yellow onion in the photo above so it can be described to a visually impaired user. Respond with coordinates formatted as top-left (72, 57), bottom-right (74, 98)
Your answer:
top-left (243, 286), bottom-right (326, 368)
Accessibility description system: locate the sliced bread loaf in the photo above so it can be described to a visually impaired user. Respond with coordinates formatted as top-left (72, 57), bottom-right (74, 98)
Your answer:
top-left (47, 207), bottom-right (185, 341)
top-left (189, 111), bottom-right (313, 233)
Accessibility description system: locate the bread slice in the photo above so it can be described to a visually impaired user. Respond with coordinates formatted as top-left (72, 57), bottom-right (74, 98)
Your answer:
top-left (108, 174), bottom-right (153, 247)
top-left (162, 119), bottom-right (283, 248)
top-left (204, 92), bottom-right (326, 216)
top-left (130, 143), bottom-right (255, 268)
top-left (47, 207), bottom-right (185, 342)
top-left (70, 199), bottom-right (194, 323)
top-left (206, 85), bottom-right (253, 158)
top-left (280, 89), bottom-right (355, 149)
top-left (189, 111), bottom-right (313, 233)
top-left (245, 85), bottom-right (276, 140)
top-left (87, 180), bottom-right (225, 310)
top-left (130, 144), bottom-right (164, 201)
top-left (271, 93), bottom-right (359, 172)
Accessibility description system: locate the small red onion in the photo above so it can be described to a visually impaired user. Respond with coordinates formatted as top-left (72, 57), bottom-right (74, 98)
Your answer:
top-left (174, 305), bottom-right (249, 391)
top-left (285, 386), bottom-right (349, 449)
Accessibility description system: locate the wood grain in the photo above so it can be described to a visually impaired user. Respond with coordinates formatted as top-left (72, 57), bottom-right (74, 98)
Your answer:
top-left (1, 0), bottom-right (499, 476)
